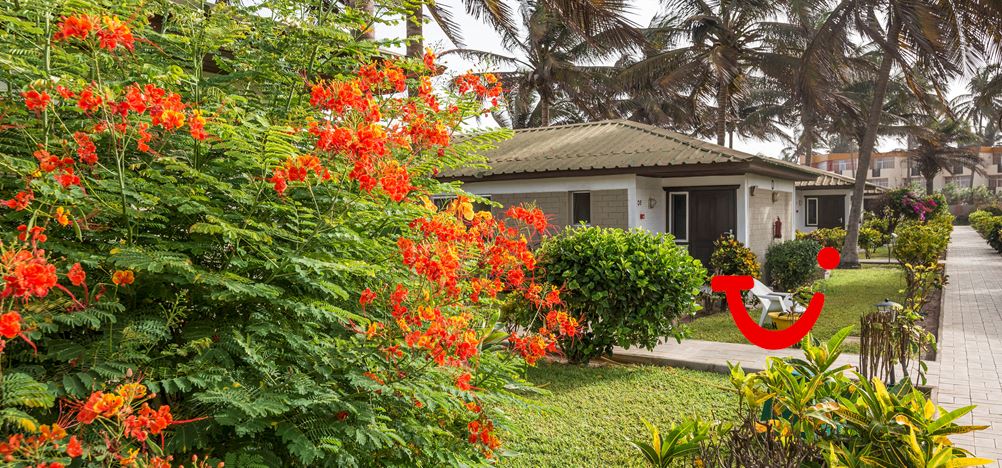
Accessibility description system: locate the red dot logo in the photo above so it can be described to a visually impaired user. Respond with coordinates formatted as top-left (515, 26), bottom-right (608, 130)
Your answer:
top-left (817, 247), bottom-right (840, 270)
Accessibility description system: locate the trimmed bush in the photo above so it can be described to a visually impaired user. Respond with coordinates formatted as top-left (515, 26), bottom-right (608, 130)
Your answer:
top-left (970, 209), bottom-right (1002, 238)
top-left (535, 227), bottom-right (706, 364)
top-left (710, 233), bottom-right (761, 277)
top-left (797, 227), bottom-right (847, 250)
top-left (764, 239), bottom-right (822, 291)
top-left (895, 220), bottom-right (951, 266)
top-left (858, 227), bottom-right (888, 258)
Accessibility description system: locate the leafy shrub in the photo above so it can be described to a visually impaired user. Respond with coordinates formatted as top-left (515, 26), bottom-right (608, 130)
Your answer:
top-left (636, 330), bottom-right (990, 467)
top-left (764, 239), bottom-right (822, 291)
top-left (894, 220), bottom-right (951, 266)
top-left (710, 233), bottom-right (761, 277)
top-left (797, 227), bottom-right (846, 250)
top-left (970, 209), bottom-right (1002, 239)
top-left (534, 227), bottom-right (706, 364)
top-left (858, 227), bottom-right (887, 258)
top-left (0, 2), bottom-right (570, 465)
top-left (988, 225), bottom-right (1002, 254)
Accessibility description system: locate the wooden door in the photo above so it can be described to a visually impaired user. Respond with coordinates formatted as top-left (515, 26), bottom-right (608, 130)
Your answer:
top-left (684, 188), bottom-right (737, 267)
top-left (818, 195), bottom-right (845, 229)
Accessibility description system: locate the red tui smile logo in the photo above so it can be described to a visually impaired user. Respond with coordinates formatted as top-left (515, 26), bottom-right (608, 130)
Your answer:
top-left (710, 247), bottom-right (841, 350)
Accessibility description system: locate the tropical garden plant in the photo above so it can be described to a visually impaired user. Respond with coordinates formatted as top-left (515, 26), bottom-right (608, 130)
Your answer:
top-left (764, 239), bottom-right (822, 291)
top-left (530, 226), bottom-right (706, 364)
top-left (0, 1), bottom-right (577, 465)
top-left (710, 233), bottom-right (760, 277)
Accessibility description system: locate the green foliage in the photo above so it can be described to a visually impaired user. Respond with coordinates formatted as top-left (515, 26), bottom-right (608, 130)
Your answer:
top-left (534, 227), bottom-right (706, 364)
top-left (797, 227), bottom-right (847, 250)
top-left (0, 1), bottom-right (527, 465)
top-left (858, 227), bottom-right (887, 259)
top-left (710, 233), bottom-right (761, 277)
top-left (631, 419), bottom-right (708, 468)
top-left (895, 220), bottom-right (951, 267)
top-left (764, 239), bottom-right (822, 291)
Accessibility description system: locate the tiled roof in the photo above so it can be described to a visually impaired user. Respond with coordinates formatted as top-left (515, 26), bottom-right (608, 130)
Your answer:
top-left (796, 169), bottom-right (887, 194)
top-left (442, 120), bottom-right (818, 181)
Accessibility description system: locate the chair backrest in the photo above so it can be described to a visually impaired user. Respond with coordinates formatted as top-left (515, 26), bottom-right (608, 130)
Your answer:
top-left (749, 279), bottom-right (774, 297)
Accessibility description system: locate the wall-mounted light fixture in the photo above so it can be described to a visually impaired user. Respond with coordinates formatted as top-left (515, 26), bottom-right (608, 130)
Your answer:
top-left (648, 197), bottom-right (657, 209)
top-left (772, 192), bottom-right (780, 203)
top-left (749, 185), bottom-right (757, 196)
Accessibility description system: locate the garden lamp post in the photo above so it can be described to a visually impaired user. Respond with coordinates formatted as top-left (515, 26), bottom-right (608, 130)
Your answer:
top-left (875, 298), bottom-right (902, 320)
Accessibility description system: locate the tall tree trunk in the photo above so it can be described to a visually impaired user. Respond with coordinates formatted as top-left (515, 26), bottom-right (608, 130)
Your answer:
top-left (926, 174), bottom-right (935, 194)
top-left (716, 81), bottom-right (728, 146)
top-left (352, 0), bottom-right (375, 40)
top-left (406, 5), bottom-right (422, 59)
top-left (842, 15), bottom-right (902, 268)
top-left (540, 98), bottom-right (550, 127)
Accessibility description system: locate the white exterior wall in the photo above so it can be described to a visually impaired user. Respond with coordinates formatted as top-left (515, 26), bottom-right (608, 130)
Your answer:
top-left (795, 188), bottom-right (852, 232)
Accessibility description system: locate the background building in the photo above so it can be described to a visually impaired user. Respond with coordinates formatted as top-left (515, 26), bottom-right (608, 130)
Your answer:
top-left (803, 147), bottom-right (1002, 192)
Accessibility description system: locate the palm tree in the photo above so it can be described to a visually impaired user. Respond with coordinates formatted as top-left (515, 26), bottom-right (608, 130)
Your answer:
top-left (953, 65), bottom-right (1002, 146)
top-left (901, 118), bottom-right (984, 194)
top-left (809, 0), bottom-right (999, 267)
top-left (443, 1), bottom-right (639, 127)
top-left (619, 0), bottom-right (777, 146)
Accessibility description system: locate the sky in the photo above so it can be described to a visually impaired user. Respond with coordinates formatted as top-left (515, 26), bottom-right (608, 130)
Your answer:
top-left (375, 1), bottom-right (963, 160)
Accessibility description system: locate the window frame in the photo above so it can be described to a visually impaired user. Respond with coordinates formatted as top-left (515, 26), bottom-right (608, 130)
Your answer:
top-left (570, 191), bottom-right (591, 226)
top-left (668, 191), bottom-right (689, 243)
top-left (805, 197), bottom-right (819, 227)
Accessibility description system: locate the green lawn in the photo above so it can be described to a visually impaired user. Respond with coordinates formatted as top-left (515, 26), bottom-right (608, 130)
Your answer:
top-left (687, 265), bottom-right (905, 345)
top-left (860, 245), bottom-right (897, 261)
top-left (498, 363), bottom-right (736, 467)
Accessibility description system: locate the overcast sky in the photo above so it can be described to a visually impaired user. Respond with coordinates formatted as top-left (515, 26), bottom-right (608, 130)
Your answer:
top-left (375, 1), bottom-right (957, 159)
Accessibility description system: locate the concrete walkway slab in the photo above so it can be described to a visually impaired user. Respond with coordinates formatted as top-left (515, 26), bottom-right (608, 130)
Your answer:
top-left (927, 226), bottom-right (1002, 464)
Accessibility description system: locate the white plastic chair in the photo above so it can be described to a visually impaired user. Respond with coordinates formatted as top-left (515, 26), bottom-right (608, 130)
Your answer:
top-left (749, 279), bottom-right (806, 326)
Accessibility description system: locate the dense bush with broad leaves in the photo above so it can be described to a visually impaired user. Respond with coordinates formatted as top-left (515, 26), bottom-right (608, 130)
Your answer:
top-left (709, 233), bottom-right (760, 277)
top-left (532, 227), bottom-right (706, 364)
top-left (764, 239), bottom-right (822, 291)
top-left (0, 1), bottom-right (576, 465)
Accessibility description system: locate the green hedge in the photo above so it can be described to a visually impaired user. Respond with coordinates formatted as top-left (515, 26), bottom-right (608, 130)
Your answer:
top-left (764, 239), bottom-right (822, 291)
top-left (971, 209), bottom-right (1002, 255)
top-left (534, 227), bottom-right (706, 364)
top-left (895, 216), bottom-right (952, 266)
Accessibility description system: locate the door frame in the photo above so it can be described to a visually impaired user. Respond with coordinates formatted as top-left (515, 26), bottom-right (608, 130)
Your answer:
top-left (664, 185), bottom-right (739, 251)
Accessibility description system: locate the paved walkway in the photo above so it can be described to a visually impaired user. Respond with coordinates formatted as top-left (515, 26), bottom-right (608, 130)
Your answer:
top-left (927, 226), bottom-right (1002, 463)
top-left (612, 338), bottom-right (858, 374)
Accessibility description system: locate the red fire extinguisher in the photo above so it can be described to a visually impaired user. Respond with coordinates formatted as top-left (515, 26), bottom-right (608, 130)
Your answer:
top-left (773, 217), bottom-right (783, 239)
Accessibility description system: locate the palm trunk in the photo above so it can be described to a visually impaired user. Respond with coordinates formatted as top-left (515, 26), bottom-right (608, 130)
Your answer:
top-left (406, 5), bottom-right (422, 59)
top-left (354, 0), bottom-right (375, 40)
top-left (540, 98), bottom-right (550, 127)
top-left (926, 175), bottom-right (935, 194)
top-left (842, 15), bottom-right (902, 268)
top-left (716, 81), bottom-right (728, 146)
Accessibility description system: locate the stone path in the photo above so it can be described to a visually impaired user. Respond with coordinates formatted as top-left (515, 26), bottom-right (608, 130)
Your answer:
top-left (612, 338), bottom-right (858, 374)
top-left (927, 226), bottom-right (1002, 463)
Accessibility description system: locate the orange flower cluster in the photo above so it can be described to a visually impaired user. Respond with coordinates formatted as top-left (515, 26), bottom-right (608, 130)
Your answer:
top-left (0, 423), bottom-right (80, 465)
top-left (54, 14), bottom-right (135, 52)
top-left (466, 418), bottom-right (501, 458)
top-left (455, 72), bottom-right (503, 107)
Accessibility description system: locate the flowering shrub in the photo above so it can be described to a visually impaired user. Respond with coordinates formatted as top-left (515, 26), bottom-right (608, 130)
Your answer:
top-left (531, 227), bottom-right (706, 364)
top-left (795, 227), bottom-right (846, 250)
top-left (709, 233), bottom-right (760, 277)
top-left (878, 188), bottom-right (947, 226)
top-left (0, 1), bottom-right (568, 465)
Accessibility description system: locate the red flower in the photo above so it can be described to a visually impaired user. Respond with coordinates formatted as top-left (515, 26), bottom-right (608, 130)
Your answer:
top-left (0, 312), bottom-right (21, 339)
top-left (96, 16), bottom-right (135, 51)
top-left (76, 86), bottom-right (102, 113)
top-left (137, 123), bottom-right (153, 152)
top-left (189, 109), bottom-right (208, 140)
top-left (22, 88), bottom-right (51, 111)
top-left (68, 263), bottom-right (86, 286)
top-left (423, 48), bottom-right (436, 71)
top-left (2, 191), bottom-right (34, 211)
top-left (54, 15), bottom-right (95, 42)
top-left (2, 251), bottom-right (58, 298)
top-left (359, 288), bottom-right (376, 307)
top-left (66, 435), bottom-right (83, 457)
top-left (112, 270), bottom-right (135, 286)
top-left (74, 131), bottom-right (98, 165)
top-left (377, 161), bottom-right (413, 202)
top-left (456, 372), bottom-right (473, 391)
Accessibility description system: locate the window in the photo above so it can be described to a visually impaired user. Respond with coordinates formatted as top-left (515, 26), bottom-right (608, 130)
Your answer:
top-left (872, 178), bottom-right (889, 188)
top-left (945, 175), bottom-right (973, 188)
top-left (832, 160), bottom-right (849, 172)
top-left (910, 163), bottom-right (921, 177)
top-left (668, 192), bottom-right (688, 242)
top-left (570, 191), bottom-right (591, 225)
top-left (989, 176), bottom-right (1002, 192)
top-left (952, 163), bottom-right (965, 175)
top-left (805, 197), bottom-right (819, 227)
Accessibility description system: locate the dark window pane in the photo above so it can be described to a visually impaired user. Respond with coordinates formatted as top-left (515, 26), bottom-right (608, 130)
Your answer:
top-left (670, 194), bottom-right (687, 240)
top-left (806, 198), bottom-right (818, 226)
top-left (572, 192), bottom-right (590, 225)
